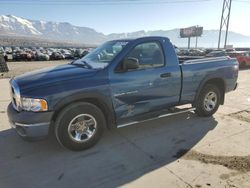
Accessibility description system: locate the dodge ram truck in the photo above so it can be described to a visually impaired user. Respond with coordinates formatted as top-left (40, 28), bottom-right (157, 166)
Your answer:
top-left (7, 37), bottom-right (239, 151)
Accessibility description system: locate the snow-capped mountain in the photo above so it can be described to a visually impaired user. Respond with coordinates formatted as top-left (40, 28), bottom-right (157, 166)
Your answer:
top-left (0, 15), bottom-right (42, 35)
top-left (0, 15), bottom-right (250, 47)
top-left (107, 29), bottom-right (250, 48)
top-left (0, 15), bottom-right (106, 44)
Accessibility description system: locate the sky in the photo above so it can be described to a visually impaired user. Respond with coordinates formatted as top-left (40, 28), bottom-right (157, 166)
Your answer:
top-left (0, 0), bottom-right (249, 36)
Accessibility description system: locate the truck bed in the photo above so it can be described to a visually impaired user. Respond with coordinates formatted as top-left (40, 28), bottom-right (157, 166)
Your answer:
top-left (178, 55), bottom-right (204, 63)
top-left (179, 56), bottom-right (238, 103)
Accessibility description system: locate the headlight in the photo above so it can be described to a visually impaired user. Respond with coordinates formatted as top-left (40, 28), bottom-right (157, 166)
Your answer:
top-left (21, 98), bottom-right (48, 112)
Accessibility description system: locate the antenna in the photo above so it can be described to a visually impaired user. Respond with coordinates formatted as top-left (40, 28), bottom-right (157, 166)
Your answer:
top-left (218, 0), bottom-right (232, 49)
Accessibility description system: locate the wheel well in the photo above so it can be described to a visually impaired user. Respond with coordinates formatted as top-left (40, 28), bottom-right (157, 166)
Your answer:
top-left (193, 78), bottom-right (226, 107)
top-left (203, 78), bottom-right (225, 105)
top-left (51, 98), bottom-right (115, 131)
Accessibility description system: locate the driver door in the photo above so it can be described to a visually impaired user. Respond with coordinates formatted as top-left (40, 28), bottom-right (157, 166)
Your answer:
top-left (109, 40), bottom-right (181, 124)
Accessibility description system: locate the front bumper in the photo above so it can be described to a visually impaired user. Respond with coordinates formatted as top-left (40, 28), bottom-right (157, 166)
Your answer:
top-left (7, 103), bottom-right (54, 139)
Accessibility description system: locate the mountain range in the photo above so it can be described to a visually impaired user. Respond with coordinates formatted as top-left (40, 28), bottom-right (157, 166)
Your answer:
top-left (0, 15), bottom-right (250, 47)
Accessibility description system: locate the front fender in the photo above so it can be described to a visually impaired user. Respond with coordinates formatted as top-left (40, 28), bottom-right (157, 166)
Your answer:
top-left (52, 91), bottom-right (116, 129)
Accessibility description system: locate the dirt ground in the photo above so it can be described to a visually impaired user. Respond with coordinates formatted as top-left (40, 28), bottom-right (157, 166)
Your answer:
top-left (176, 149), bottom-right (250, 173)
top-left (229, 110), bottom-right (250, 123)
top-left (0, 63), bottom-right (250, 188)
top-left (0, 60), bottom-right (69, 79)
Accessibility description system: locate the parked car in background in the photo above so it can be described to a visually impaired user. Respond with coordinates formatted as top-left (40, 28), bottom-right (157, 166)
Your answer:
top-left (235, 48), bottom-right (250, 52)
top-left (225, 48), bottom-right (235, 53)
top-left (236, 52), bottom-right (250, 68)
top-left (204, 48), bottom-right (214, 55)
top-left (4, 47), bottom-right (13, 61)
top-left (73, 49), bottom-right (90, 59)
top-left (0, 47), bottom-right (4, 55)
top-left (50, 52), bottom-right (65, 60)
top-left (0, 46), bottom-right (92, 62)
top-left (81, 49), bottom-right (89, 57)
top-left (12, 51), bottom-right (31, 61)
top-left (205, 50), bottom-right (227, 57)
top-left (61, 49), bottom-right (74, 59)
top-left (35, 52), bottom-right (50, 61)
top-left (188, 49), bottom-right (205, 56)
top-left (227, 51), bottom-right (244, 58)
top-left (178, 49), bottom-right (190, 56)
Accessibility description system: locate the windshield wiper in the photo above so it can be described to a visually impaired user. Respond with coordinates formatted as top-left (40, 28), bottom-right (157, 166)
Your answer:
top-left (71, 60), bottom-right (93, 69)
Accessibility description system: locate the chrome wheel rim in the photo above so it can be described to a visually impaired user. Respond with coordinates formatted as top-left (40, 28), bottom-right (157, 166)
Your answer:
top-left (204, 91), bottom-right (217, 112)
top-left (68, 114), bottom-right (97, 143)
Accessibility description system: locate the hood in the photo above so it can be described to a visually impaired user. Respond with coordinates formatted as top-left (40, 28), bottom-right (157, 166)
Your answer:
top-left (14, 64), bottom-right (98, 91)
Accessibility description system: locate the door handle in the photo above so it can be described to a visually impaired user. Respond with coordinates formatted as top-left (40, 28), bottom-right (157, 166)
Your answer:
top-left (160, 72), bottom-right (171, 78)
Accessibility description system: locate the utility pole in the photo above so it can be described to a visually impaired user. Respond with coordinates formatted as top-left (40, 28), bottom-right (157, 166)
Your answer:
top-left (195, 36), bottom-right (198, 49)
top-left (218, 0), bottom-right (232, 49)
top-left (188, 37), bottom-right (191, 49)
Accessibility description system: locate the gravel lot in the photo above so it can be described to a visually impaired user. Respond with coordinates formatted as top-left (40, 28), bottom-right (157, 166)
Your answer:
top-left (1, 60), bottom-right (70, 79)
top-left (0, 62), bottom-right (250, 188)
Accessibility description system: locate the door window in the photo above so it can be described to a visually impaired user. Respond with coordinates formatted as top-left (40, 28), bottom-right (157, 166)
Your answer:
top-left (126, 42), bottom-right (164, 70)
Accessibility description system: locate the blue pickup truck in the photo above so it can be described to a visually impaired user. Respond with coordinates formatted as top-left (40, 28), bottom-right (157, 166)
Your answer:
top-left (7, 37), bottom-right (238, 150)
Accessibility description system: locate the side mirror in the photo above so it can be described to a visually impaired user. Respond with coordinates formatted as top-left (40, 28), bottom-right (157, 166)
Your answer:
top-left (123, 57), bottom-right (139, 70)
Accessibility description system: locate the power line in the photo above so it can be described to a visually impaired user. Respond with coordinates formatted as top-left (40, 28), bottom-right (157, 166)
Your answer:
top-left (0, 0), bottom-right (212, 5)
top-left (3, 0), bottom-right (208, 1)
top-left (234, 0), bottom-right (250, 3)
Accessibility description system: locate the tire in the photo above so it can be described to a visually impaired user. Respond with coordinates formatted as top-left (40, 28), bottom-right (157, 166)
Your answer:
top-left (195, 84), bottom-right (221, 117)
top-left (55, 102), bottom-right (106, 151)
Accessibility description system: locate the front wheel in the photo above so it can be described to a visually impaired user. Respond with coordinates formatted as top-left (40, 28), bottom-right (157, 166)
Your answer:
top-left (195, 84), bottom-right (221, 117)
top-left (54, 102), bottom-right (106, 151)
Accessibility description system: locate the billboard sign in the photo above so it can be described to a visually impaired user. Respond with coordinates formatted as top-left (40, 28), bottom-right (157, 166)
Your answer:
top-left (180, 26), bottom-right (203, 38)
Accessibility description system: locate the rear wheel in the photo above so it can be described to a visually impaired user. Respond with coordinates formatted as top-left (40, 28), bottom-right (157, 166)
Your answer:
top-left (55, 102), bottom-right (106, 151)
top-left (195, 84), bottom-right (221, 117)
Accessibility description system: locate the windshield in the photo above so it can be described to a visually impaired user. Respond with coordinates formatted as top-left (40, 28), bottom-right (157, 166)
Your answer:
top-left (73, 40), bottom-right (129, 69)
